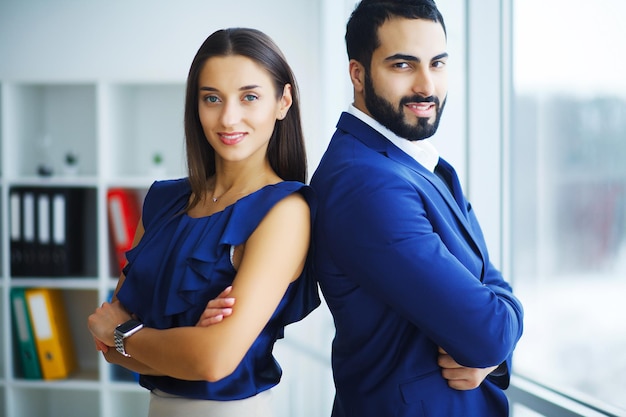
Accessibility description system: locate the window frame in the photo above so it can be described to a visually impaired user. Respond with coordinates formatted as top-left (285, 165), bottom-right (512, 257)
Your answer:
top-left (468, 0), bottom-right (623, 415)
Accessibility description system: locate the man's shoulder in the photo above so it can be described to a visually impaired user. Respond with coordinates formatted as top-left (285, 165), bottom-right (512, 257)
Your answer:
top-left (336, 111), bottom-right (378, 137)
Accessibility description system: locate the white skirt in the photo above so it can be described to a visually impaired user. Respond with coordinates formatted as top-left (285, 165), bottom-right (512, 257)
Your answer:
top-left (148, 389), bottom-right (274, 417)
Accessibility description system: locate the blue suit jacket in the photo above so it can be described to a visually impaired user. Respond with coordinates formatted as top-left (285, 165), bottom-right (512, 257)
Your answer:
top-left (311, 113), bottom-right (524, 417)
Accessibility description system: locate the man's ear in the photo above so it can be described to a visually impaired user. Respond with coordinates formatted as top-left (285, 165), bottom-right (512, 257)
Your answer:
top-left (349, 59), bottom-right (366, 94)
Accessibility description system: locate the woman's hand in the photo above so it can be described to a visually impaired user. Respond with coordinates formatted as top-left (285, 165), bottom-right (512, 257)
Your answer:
top-left (438, 347), bottom-right (498, 390)
top-left (94, 337), bottom-right (110, 352)
top-left (196, 286), bottom-right (235, 327)
top-left (87, 300), bottom-right (132, 347)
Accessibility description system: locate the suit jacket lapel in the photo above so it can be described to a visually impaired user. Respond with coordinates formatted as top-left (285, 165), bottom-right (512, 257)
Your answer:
top-left (337, 113), bottom-right (469, 222)
top-left (336, 112), bottom-right (487, 266)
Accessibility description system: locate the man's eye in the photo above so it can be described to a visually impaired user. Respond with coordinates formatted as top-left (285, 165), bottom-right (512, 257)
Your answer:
top-left (393, 62), bottom-right (410, 69)
top-left (432, 60), bottom-right (446, 68)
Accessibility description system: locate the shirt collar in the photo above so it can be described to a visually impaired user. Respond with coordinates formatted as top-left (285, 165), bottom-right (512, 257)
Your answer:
top-left (347, 104), bottom-right (439, 173)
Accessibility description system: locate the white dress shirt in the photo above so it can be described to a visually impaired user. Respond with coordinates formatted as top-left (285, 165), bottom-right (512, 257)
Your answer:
top-left (347, 104), bottom-right (439, 173)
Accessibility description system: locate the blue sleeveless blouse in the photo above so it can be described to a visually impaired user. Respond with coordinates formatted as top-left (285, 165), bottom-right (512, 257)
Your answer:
top-left (116, 178), bottom-right (320, 400)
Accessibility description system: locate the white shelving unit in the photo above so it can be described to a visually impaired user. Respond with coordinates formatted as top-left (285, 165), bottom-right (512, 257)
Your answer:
top-left (0, 80), bottom-right (186, 417)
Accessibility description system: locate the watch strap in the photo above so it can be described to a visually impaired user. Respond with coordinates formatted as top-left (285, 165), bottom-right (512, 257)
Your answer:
top-left (114, 320), bottom-right (143, 358)
top-left (114, 332), bottom-right (131, 357)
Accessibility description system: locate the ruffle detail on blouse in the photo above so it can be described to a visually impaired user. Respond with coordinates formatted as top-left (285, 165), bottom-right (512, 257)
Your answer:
top-left (163, 243), bottom-right (220, 317)
top-left (121, 179), bottom-right (320, 328)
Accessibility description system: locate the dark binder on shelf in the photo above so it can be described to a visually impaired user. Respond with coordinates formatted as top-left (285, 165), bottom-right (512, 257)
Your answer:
top-left (36, 190), bottom-right (53, 276)
top-left (9, 190), bottom-right (25, 276)
top-left (107, 188), bottom-right (141, 275)
top-left (50, 188), bottom-right (87, 277)
top-left (10, 186), bottom-right (93, 277)
top-left (25, 288), bottom-right (78, 380)
top-left (10, 288), bottom-right (43, 379)
top-left (49, 190), bottom-right (67, 276)
top-left (22, 190), bottom-right (37, 276)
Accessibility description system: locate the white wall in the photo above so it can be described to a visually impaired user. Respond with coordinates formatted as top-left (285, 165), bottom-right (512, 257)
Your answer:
top-left (0, 0), bottom-right (330, 173)
top-left (0, 0), bottom-right (471, 187)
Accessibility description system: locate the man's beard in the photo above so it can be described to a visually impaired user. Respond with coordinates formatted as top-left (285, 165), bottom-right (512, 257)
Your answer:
top-left (363, 71), bottom-right (445, 141)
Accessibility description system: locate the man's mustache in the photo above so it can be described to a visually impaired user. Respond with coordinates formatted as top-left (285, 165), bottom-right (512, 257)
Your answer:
top-left (399, 96), bottom-right (439, 106)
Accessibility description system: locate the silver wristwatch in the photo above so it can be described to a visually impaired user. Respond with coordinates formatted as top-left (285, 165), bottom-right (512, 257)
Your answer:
top-left (114, 319), bottom-right (143, 357)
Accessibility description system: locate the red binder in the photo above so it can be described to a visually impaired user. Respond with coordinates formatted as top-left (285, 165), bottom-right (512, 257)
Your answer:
top-left (107, 189), bottom-right (141, 274)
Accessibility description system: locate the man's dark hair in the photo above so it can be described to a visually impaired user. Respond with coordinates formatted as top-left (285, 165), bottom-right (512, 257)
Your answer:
top-left (345, 0), bottom-right (446, 68)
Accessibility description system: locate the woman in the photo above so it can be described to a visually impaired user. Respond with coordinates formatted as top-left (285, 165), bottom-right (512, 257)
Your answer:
top-left (88, 27), bottom-right (319, 417)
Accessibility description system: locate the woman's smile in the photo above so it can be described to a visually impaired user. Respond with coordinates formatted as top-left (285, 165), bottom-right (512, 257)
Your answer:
top-left (218, 132), bottom-right (247, 146)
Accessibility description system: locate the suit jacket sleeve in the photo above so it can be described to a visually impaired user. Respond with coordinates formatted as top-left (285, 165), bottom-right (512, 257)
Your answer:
top-left (318, 145), bottom-right (524, 372)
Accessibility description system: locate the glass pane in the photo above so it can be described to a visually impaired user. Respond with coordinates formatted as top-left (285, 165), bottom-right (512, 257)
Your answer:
top-left (511, 0), bottom-right (626, 412)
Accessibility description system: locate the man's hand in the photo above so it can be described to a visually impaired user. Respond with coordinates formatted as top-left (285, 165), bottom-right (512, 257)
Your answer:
top-left (196, 286), bottom-right (235, 327)
top-left (438, 347), bottom-right (498, 390)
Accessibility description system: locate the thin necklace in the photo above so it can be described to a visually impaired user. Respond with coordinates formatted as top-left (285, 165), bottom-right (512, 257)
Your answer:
top-left (211, 189), bottom-right (246, 203)
top-left (211, 191), bottom-right (224, 203)
top-left (210, 182), bottom-right (226, 203)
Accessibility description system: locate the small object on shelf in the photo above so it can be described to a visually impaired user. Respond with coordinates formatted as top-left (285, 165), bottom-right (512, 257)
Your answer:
top-left (63, 151), bottom-right (79, 176)
top-left (37, 164), bottom-right (54, 177)
top-left (37, 133), bottom-right (54, 177)
top-left (150, 151), bottom-right (166, 178)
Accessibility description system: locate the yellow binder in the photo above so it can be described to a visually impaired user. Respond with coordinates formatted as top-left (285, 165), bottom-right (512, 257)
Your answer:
top-left (25, 288), bottom-right (78, 379)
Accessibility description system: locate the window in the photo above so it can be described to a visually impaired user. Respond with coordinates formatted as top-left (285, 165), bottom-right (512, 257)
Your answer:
top-left (511, 0), bottom-right (626, 413)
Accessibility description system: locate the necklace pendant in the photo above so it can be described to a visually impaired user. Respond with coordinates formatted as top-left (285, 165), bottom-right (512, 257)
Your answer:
top-left (212, 197), bottom-right (218, 203)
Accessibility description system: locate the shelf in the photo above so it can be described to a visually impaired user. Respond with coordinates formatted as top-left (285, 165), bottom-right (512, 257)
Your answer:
top-left (11, 369), bottom-right (100, 389)
top-left (7, 176), bottom-right (100, 188)
top-left (0, 80), bottom-right (175, 417)
top-left (2, 83), bottom-right (98, 179)
top-left (101, 83), bottom-right (186, 179)
top-left (8, 278), bottom-right (100, 290)
top-left (9, 386), bottom-right (101, 417)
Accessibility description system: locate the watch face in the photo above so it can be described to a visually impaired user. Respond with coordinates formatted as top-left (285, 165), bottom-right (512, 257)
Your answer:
top-left (117, 319), bottom-right (142, 333)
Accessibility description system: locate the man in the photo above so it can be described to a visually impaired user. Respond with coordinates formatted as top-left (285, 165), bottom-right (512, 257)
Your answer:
top-left (310, 1), bottom-right (524, 416)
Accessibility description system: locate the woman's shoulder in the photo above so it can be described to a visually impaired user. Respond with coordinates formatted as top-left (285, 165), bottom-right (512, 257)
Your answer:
top-left (142, 178), bottom-right (191, 227)
top-left (237, 181), bottom-right (315, 216)
top-left (220, 181), bottom-right (314, 245)
top-left (147, 178), bottom-right (191, 197)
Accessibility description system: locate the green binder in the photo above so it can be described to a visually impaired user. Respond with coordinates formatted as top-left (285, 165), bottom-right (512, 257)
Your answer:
top-left (10, 287), bottom-right (43, 379)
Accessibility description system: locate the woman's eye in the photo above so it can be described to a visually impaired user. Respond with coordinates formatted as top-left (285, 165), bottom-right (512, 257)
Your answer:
top-left (243, 94), bottom-right (258, 102)
top-left (205, 95), bottom-right (220, 103)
